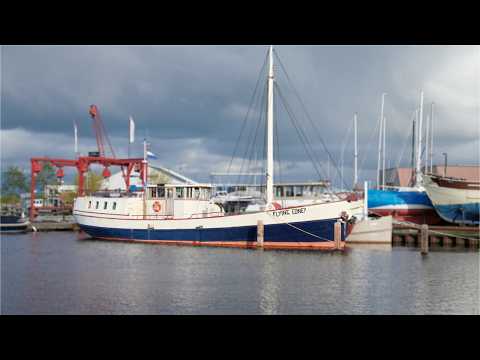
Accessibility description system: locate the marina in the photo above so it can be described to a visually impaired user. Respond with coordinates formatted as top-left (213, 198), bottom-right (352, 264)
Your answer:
top-left (1, 44), bottom-right (479, 315)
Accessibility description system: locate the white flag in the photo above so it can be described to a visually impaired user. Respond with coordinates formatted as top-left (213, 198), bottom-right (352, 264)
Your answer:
top-left (129, 116), bottom-right (135, 144)
top-left (74, 120), bottom-right (78, 154)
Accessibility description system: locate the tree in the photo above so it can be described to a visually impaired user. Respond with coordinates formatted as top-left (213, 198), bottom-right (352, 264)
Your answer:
top-left (74, 170), bottom-right (103, 194)
top-left (1, 166), bottom-right (28, 204)
top-left (148, 170), bottom-right (170, 184)
top-left (1, 166), bottom-right (28, 195)
top-left (36, 162), bottom-right (57, 202)
top-left (60, 191), bottom-right (76, 206)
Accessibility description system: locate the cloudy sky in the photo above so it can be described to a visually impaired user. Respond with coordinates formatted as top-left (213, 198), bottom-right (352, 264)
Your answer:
top-left (1, 45), bottom-right (479, 187)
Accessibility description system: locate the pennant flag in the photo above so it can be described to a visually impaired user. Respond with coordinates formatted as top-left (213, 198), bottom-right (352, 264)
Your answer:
top-left (74, 120), bottom-right (78, 154)
top-left (129, 116), bottom-right (135, 144)
top-left (147, 150), bottom-right (158, 160)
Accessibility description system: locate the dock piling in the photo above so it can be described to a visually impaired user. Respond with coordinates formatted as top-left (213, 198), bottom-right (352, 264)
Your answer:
top-left (334, 221), bottom-right (342, 250)
top-left (257, 220), bottom-right (264, 248)
top-left (420, 224), bottom-right (429, 254)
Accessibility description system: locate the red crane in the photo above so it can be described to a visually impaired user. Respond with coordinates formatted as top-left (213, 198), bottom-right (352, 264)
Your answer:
top-left (29, 105), bottom-right (148, 221)
top-left (88, 104), bottom-right (116, 158)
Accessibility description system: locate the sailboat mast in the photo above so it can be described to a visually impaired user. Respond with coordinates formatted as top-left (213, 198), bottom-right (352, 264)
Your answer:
top-left (266, 45), bottom-right (275, 205)
top-left (416, 90), bottom-right (424, 186)
top-left (382, 115), bottom-right (386, 189)
top-left (430, 102), bottom-right (434, 173)
top-left (376, 93), bottom-right (386, 189)
top-left (354, 113), bottom-right (358, 188)
top-left (425, 114), bottom-right (430, 173)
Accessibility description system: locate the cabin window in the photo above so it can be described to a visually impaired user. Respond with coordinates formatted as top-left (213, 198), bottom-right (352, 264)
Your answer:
top-left (186, 187), bottom-right (193, 199)
top-left (176, 187), bottom-right (184, 199)
top-left (275, 186), bottom-right (284, 197)
top-left (150, 188), bottom-right (157, 199)
top-left (96, 201), bottom-right (99, 209)
top-left (112, 202), bottom-right (117, 210)
top-left (285, 186), bottom-right (294, 197)
top-left (157, 186), bottom-right (165, 198)
top-left (104, 202), bottom-right (108, 210)
top-left (194, 188), bottom-right (200, 200)
top-left (294, 186), bottom-right (303, 197)
top-left (166, 188), bottom-right (174, 198)
top-left (88, 201), bottom-right (92, 209)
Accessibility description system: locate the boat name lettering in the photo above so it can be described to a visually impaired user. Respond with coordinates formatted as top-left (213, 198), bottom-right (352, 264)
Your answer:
top-left (272, 207), bottom-right (306, 217)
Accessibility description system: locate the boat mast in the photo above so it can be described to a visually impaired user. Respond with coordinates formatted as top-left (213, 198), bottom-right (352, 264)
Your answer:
top-left (266, 45), bottom-right (275, 206)
top-left (382, 115), bottom-right (386, 189)
top-left (425, 114), bottom-right (430, 173)
top-left (410, 115), bottom-right (416, 186)
top-left (415, 90), bottom-right (424, 186)
top-left (430, 102), bottom-right (434, 173)
top-left (353, 113), bottom-right (358, 188)
top-left (376, 93), bottom-right (386, 189)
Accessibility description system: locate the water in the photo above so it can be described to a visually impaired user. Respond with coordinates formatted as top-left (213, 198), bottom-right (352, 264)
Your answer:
top-left (1, 232), bottom-right (479, 314)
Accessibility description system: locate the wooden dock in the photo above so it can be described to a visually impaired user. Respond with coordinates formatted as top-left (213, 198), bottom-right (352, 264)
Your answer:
top-left (392, 223), bottom-right (479, 249)
top-left (29, 222), bottom-right (80, 232)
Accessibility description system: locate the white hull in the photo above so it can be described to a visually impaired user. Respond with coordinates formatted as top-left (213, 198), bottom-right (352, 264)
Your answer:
top-left (347, 216), bottom-right (392, 244)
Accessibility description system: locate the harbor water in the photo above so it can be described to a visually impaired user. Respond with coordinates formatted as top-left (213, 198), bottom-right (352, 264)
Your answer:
top-left (1, 232), bottom-right (479, 314)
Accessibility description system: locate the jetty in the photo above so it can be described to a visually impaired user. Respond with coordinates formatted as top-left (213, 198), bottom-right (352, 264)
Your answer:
top-left (392, 222), bottom-right (479, 250)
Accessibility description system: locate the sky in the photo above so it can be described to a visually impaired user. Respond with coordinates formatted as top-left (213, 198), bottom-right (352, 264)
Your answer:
top-left (1, 45), bottom-right (479, 188)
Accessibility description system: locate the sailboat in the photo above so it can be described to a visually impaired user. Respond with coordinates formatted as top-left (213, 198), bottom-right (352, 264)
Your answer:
top-left (367, 92), bottom-right (444, 225)
top-left (73, 46), bottom-right (363, 249)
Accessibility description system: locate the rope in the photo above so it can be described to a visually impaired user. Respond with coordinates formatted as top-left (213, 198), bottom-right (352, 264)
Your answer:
top-left (273, 49), bottom-right (347, 190)
top-left (275, 83), bottom-right (330, 190)
top-left (267, 210), bottom-right (336, 242)
top-left (226, 51), bottom-right (268, 177)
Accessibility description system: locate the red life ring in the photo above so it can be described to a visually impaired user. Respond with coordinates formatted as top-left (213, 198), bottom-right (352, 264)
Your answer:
top-left (153, 201), bottom-right (161, 212)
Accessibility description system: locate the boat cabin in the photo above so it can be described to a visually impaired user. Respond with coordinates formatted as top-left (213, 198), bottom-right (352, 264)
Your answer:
top-left (76, 183), bottom-right (222, 220)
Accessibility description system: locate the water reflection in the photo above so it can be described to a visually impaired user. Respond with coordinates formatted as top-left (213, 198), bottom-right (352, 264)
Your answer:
top-left (2, 233), bottom-right (479, 314)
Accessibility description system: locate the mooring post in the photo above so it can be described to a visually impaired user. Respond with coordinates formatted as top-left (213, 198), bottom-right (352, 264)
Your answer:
top-left (421, 224), bottom-right (429, 255)
top-left (334, 221), bottom-right (342, 250)
top-left (257, 220), bottom-right (264, 248)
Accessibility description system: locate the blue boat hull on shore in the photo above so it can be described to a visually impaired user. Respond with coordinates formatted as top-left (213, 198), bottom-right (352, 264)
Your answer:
top-left (367, 189), bottom-right (445, 225)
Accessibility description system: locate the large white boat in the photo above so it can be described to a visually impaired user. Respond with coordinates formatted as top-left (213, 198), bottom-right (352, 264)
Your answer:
top-left (73, 46), bottom-right (363, 249)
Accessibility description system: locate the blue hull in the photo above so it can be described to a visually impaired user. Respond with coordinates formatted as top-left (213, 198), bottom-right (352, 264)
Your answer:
top-left (434, 203), bottom-right (480, 225)
top-left (79, 218), bottom-right (346, 243)
top-left (368, 189), bottom-right (433, 209)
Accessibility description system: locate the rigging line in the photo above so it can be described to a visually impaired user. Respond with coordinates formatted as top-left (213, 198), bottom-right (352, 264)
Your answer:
top-left (274, 49), bottom-right (346, 186)
top-left (275, 83), bottom-right (327, 186)
top-left (275, 82), bottom-right (334, 192)
top-left (237, 79), bottom-right (267, 186)
top-left (226, 51), bottom-right (268, 177)
top-left (276, 86), bottom-right (332, 193)
top-left (334, 119), bottom-right (354, 190)
top-left (387, 111), bottom-right (416, 184)
top-left (357, 110), bottom-right (382, 179)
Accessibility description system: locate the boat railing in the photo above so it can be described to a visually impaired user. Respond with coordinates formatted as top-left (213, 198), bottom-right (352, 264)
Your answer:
top-left (88, 190), bottom-right (143, 198)
top-left (189, 212), bottom-right (225, 219)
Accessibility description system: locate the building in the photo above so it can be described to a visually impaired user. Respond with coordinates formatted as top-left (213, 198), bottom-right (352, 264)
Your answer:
top-left (383, 165), bottom-right (480, 187)
top-left (101, 164), bottom-right (198, 190)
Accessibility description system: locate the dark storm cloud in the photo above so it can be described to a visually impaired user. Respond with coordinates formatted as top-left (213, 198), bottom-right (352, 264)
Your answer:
top-left (1, 45), bottom-right (479, 184)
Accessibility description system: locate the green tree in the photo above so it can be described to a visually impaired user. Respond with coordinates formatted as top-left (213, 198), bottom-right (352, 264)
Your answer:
top-left (60, 190), bottom-right (77, 206)
top-left (74, 170), bottom-right (103, 194)
top-left (148, 171), bottom-right (170, 184)
top-left (1, 166), bottom-right (28, 195)
top-left (36, 162), bottom-right (57, 202)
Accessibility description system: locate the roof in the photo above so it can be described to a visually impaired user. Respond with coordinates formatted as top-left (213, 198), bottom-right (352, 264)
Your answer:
top-left (150, 164), bottom-right (198, 184)
top-left (385, 165), bottom-right (480, 186)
